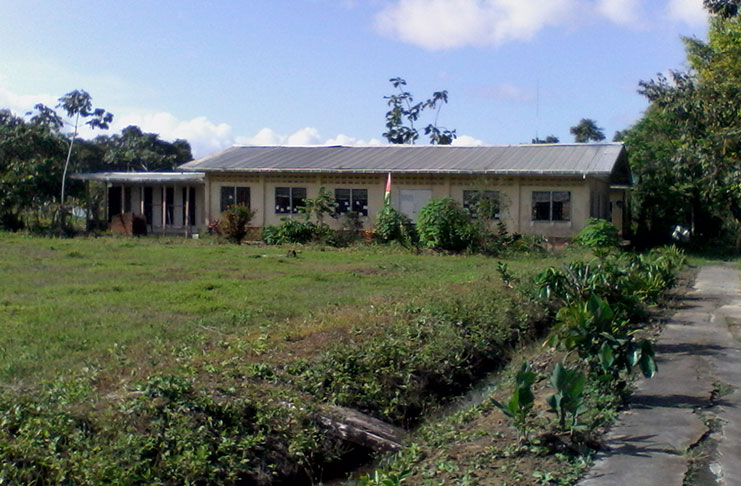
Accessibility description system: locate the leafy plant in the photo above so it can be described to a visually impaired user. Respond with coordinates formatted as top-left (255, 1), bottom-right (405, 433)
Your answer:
top-left (220, 204), bottom-right (255, 244)
top-left (573, 218), bottom-right (620, 249)
top-left (547, 294), bottom-right (657, 382)
top-left (493, 362), bottom-right (537, 441)
top-left (546, 363), bottom-right (586, 434)
top-left (383, 77), bottom-right (456, 145)
top-left (374, 205), bottom-right (417, 247)
top-left (496, 261), bottom-right (517, 288)
top-left (298, 186), bottom-right (336, 225)
top-left (358, 469), bottom-right (411, 486)
top-left (416, 197), bottom-right (475, 252)
top-left (263, 219), bottom-right (318, 245)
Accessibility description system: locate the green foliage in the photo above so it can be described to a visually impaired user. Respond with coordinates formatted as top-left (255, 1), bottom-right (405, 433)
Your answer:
top-left (358, 469), bottom-right (411, 485)
top-left (0, 110), bottom-right (67, 223)
top-left (416, 197), bottom-right (475, 252)
top-left (532, 135), bottom-right (560, 143)
top-left (298, 186), bottom-right (336, 225)
top-left (99, 125), bottom-right (192, 171)
top-left (221, 204), bottom-right (255, 244)
top-left (0, 374), bottom-right (323, 485)
top-left (548, 295), bottom-right (657, 380)
top-left (492, 362), bottom-right (537, 440)
top-left (374, 205), bottom-right (418, 246)
top-left (293, 285), bottom-right (544, 424)
top-left (569, 119), bottom-right (605, 143)
top-left (573, 218), bottom-right (620, 249)
top-left (383, 77), bottom-right (456, 145)
top-left (262, 218), bottom-right (334, 245)
top-left (625, 8), bottom-right (741, 246)
top-left (547, 363), bottom-right (587, 433)
top-left (534, 247), bottom-right (686, 319)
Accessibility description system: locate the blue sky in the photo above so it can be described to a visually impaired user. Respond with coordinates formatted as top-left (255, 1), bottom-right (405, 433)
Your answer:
top-left (0, 0), bottom-right (708, 158)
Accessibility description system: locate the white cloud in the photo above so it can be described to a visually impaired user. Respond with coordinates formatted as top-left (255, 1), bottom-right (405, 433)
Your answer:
top-left (596, 0), bottom-right (645, 26)
top-left (375, 0), bottom-right (578, 50)
top-left (452, 135), bottom-right (485, 146)
top-left (236, 128), bottom-right (384, 147)
top-left (112, 111), bottom-right (234, 158)
top-left (667, 0), bottom-right (707, 25)
top-left (324, 134), bottom-right (384, 146)
top-left (0, 81), bottom-right (57, 117)
top-left (375, 0), bottom-right (711, 49)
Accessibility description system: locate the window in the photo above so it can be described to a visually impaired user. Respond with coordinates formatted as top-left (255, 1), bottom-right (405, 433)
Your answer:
top-left (463, 190), bottom-right (499, 219)
top-left (275, 187), bottom-right (306, 214)
top-left (532, 191), bottom-right (570, 221)
top-left (220, 186), bottom-right (250, 212)
top-left (335, 188), bottom-right (368, 217)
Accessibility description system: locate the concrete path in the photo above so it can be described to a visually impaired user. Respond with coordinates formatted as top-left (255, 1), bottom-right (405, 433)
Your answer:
top-left (578, 264), bottom-right (741, 486)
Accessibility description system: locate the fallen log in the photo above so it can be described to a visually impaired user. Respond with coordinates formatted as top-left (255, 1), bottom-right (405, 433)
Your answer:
top-left (316, 405), bottom-right (406, 452)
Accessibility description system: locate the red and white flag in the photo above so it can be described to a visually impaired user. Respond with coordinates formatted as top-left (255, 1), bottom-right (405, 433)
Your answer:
top-left (384, 173), bottom-right (391, 206)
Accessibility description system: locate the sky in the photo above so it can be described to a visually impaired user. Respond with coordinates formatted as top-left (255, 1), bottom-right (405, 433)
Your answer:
top-left (0, 0), bottom-right (709, 159)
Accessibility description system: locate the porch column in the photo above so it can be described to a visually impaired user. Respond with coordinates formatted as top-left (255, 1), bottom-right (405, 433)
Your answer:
top-left (161, 186), bottom-right (166, 232)
top-left (85, 181), bottom-right (91, 232)
top-left (184, 186), bottom-right (191, 238)
top-left (140, 185), bottom-right (145, 215)
top-left (120, 185), bottom-right (125, 215)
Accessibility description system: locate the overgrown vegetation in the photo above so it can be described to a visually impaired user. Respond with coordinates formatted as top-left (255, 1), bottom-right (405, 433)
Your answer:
top-left (572, 218), bottom-right (620, 250)
top-left (623, 2), bottom-right (741, 249)
top-left (352, 244), bottom-right (686, 485)
top-left (0, 233), bottom-right (581, 485)
top-left (221, 204), bottom-right (255, 244)
top-left (416, 197), bottom-right (475, 252)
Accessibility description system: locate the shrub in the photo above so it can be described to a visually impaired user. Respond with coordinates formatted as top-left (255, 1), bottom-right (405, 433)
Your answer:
top-left (221, 205), bottom-right (255, 244)
top-left (573, 218), bottom-right (620, 249)
top-left (263, 219), bottom-right (316, 245)
top-left (374, 206), bottom-right (417, 246)
top-left (0, 211), bottom-right (24, 231)
top-left (416, 197), bottom-right (475, 252)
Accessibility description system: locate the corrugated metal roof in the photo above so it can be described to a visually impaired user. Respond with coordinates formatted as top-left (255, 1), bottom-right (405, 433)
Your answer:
top-left (71, 172), bottom-right (205, 184)
top-left (178, 143), bottom-right (626, 177)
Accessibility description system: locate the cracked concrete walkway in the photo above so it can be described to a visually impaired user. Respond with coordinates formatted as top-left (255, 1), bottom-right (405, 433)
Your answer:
top-left (578, 264), bottom-right (741, 486)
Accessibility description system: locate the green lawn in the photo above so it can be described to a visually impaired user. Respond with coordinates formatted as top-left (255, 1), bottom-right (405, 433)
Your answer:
top-left (0, 233), bottom-right (577, 384)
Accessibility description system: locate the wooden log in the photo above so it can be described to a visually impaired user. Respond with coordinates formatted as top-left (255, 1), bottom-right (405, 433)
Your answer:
top-left (316, 405), bottom-right (405, 452)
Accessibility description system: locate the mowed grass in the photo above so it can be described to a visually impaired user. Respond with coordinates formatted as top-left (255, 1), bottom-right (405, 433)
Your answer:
top-left (0, 232), bottom-right (577, 385)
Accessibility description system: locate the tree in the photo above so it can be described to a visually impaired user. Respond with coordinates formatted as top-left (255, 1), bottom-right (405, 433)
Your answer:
top-left (57, 90), bottom-right (113, 216)
top-left (99, 125), bottom-right (192, 171)
top-left (623, 3), bottom-right (741, 246)
top-left (383, 77), bottom-right (456, 145)
top-left (704, 0), bottom-right (740, 17)
top-left (0, 110), bottom-right (67, 228)
top-left (569, 119), bottom-right (606, 143)
top-left (532, 135), bottom-right (560, 144)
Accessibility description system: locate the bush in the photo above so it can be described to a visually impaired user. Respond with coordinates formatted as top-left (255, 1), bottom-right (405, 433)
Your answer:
top-left (416, 197), bottom-right (475, 252)
top-left (221, 205), bottom-right (255, 244)
top-left (0, 211), bottom-right (24, 231)
top-left (573, 218), bottom-right (620, 249)
top-left (374, 206), bottom-right (417, 246)
top-left (263, 219), bottom-right (318, 245)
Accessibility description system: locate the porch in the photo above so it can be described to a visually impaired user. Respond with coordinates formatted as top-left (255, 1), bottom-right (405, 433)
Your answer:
top-left (71, 172), bottom-right (206, 236)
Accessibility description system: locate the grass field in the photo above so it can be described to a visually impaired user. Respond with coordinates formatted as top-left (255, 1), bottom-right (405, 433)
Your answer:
top-left (0, 233), bottom-right (577, 384)
top-left (0, 232), bottom-right (596, 485)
